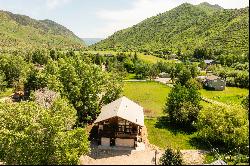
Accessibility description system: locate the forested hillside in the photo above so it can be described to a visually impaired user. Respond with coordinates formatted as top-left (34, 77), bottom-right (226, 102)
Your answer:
top-left (0, 10), bottom-right (85, 50)
top-left (92, 2), bottom-right (249, 57)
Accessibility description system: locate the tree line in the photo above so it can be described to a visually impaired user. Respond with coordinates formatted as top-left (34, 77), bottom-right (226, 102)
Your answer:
top-left (0, 49), bottom-right (123, 164)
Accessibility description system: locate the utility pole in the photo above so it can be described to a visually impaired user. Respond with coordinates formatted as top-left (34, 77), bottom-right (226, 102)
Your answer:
top-left (155, 150), bottom-right (157, 165)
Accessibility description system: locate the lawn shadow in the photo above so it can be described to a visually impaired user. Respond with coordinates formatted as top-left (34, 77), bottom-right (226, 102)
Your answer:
top-left (154, 116), bottom-right (196, 135)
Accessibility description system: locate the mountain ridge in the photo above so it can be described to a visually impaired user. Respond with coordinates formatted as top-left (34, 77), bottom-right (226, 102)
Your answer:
top-left (92, 2), bottom-right (249, 57)
top-left (0, 10), bottom-right (85, 50)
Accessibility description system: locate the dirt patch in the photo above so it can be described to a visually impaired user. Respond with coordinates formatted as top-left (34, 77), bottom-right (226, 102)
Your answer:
top-left (144, 109), bottom-right (153, 115)
top-left (181, 150), bottom-right (208, 165)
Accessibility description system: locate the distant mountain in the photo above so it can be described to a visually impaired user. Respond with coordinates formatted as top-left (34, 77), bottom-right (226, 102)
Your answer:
top-left (92, 2), bottom-right (249, 56)
top-left (82, 38), bottom-right (104, 46)
top-left (0, 10), bottom-right (85, 50)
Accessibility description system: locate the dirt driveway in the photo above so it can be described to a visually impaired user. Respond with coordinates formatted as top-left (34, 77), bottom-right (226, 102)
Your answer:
top-left (81, 124), bottom-right (207, 165)
top-left (80, 143), bottom-right (162, 165)
top-left (80, 142), bottom-right (207, 165)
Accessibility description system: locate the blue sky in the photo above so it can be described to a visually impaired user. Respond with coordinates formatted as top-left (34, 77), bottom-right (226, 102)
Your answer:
top-left (0, 0), bottom-right (249, 38)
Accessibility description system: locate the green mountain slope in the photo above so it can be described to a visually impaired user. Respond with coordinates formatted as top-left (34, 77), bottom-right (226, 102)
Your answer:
top-left (0, 10), bottom-right (85, 50)
top-left (92, 3), bottom-right (249, 55)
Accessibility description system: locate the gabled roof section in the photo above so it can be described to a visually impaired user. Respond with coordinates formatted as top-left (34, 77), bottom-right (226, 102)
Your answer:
top-left (94, 96), bottom-right (144, 126)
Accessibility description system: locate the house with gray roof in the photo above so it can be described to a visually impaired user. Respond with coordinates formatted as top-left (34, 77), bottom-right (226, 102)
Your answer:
top-left (204, 59), bottom-right (215, 65)
top-left (204, 75), bottom-right (226, 91)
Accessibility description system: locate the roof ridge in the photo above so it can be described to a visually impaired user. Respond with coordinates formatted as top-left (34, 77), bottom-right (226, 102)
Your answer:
top-left (116, 96), bottom-right (125, 116)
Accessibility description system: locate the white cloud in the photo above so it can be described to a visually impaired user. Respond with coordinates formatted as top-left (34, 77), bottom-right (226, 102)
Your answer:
top-left (95, 0), bottom-right (249, 38)
top-left (46, 0), bottom-right (71, 9)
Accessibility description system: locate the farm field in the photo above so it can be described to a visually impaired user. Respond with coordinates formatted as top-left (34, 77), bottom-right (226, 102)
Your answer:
top-left (83, 50), bottom-right (177, 64)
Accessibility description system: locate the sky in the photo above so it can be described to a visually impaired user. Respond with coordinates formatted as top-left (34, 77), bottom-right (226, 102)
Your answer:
top-left (0, 0), bottom-right (249, 38)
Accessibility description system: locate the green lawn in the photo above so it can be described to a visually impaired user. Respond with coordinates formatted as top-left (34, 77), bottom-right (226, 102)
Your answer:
top-left (145, 118), bottom-right (197, 149)
top-left (0, 88), bottom-right (13, 98)
top-left (123, 81), bottom-right (171, 117)
top-left (200, 87), bottom-right (248, 106)
top-left (122, 81), bottom-right (249, 151)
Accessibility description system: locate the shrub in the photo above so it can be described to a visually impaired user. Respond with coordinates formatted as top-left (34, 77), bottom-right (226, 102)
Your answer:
top-left (241, 95), bottom-right (249, 111)
top-left (196, 104), bottom-right (249, 154)
top-left (159, 147), bottom-right (183, 165)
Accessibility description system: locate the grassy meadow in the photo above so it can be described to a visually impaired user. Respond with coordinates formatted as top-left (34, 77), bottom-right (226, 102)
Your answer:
top-left (123, 81), bottom-right (249, 150)
top-left (123, 81), bottom-right (171, 117)
top-left (200, 87), bottom-right (248, 105)
top-left (83, 50), bottom-right (178, 64)
top-left (145, 118), bottom-right (197, 149)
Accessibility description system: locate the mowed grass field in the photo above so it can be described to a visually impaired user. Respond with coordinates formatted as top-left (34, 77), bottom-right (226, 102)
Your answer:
top-left (145, 118), bottom-right (197, 149)
top-left (123, 81), bottom-right (196, 149)
top-left (123, 81), bottom-right (171, 117)
top-left (123, 81), bottom-right (249, 150)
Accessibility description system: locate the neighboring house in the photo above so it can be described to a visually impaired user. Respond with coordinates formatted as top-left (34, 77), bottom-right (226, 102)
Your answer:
top-left (196, 76), bottom-right (206, 82)
top-left (101, 64), bottom-right (106, 71)
top-left (12, 91), bottom-right (24, 102)
top-left (204, 59), bottom-right (215, 65)
top-left (104, 53), bottom-right (114, 57)
top-left (34, 64), bottom-right (44, 70)
top-left (155, 78), bottom-right (171, 84)
top-left (94, 96), bottom-right (144, 149)
top-left (204, 75), bottom-right (226, 91)
top-left (159, 72), bottom-right (170, 78)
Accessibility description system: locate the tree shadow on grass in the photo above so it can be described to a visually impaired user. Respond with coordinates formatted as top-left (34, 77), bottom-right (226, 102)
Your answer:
top-left (154, 116), bottom-right (196, 135)
top-left (189, 137), bottom-right (235, 153)
top-left (188, 137), bottom-right (213, 151)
